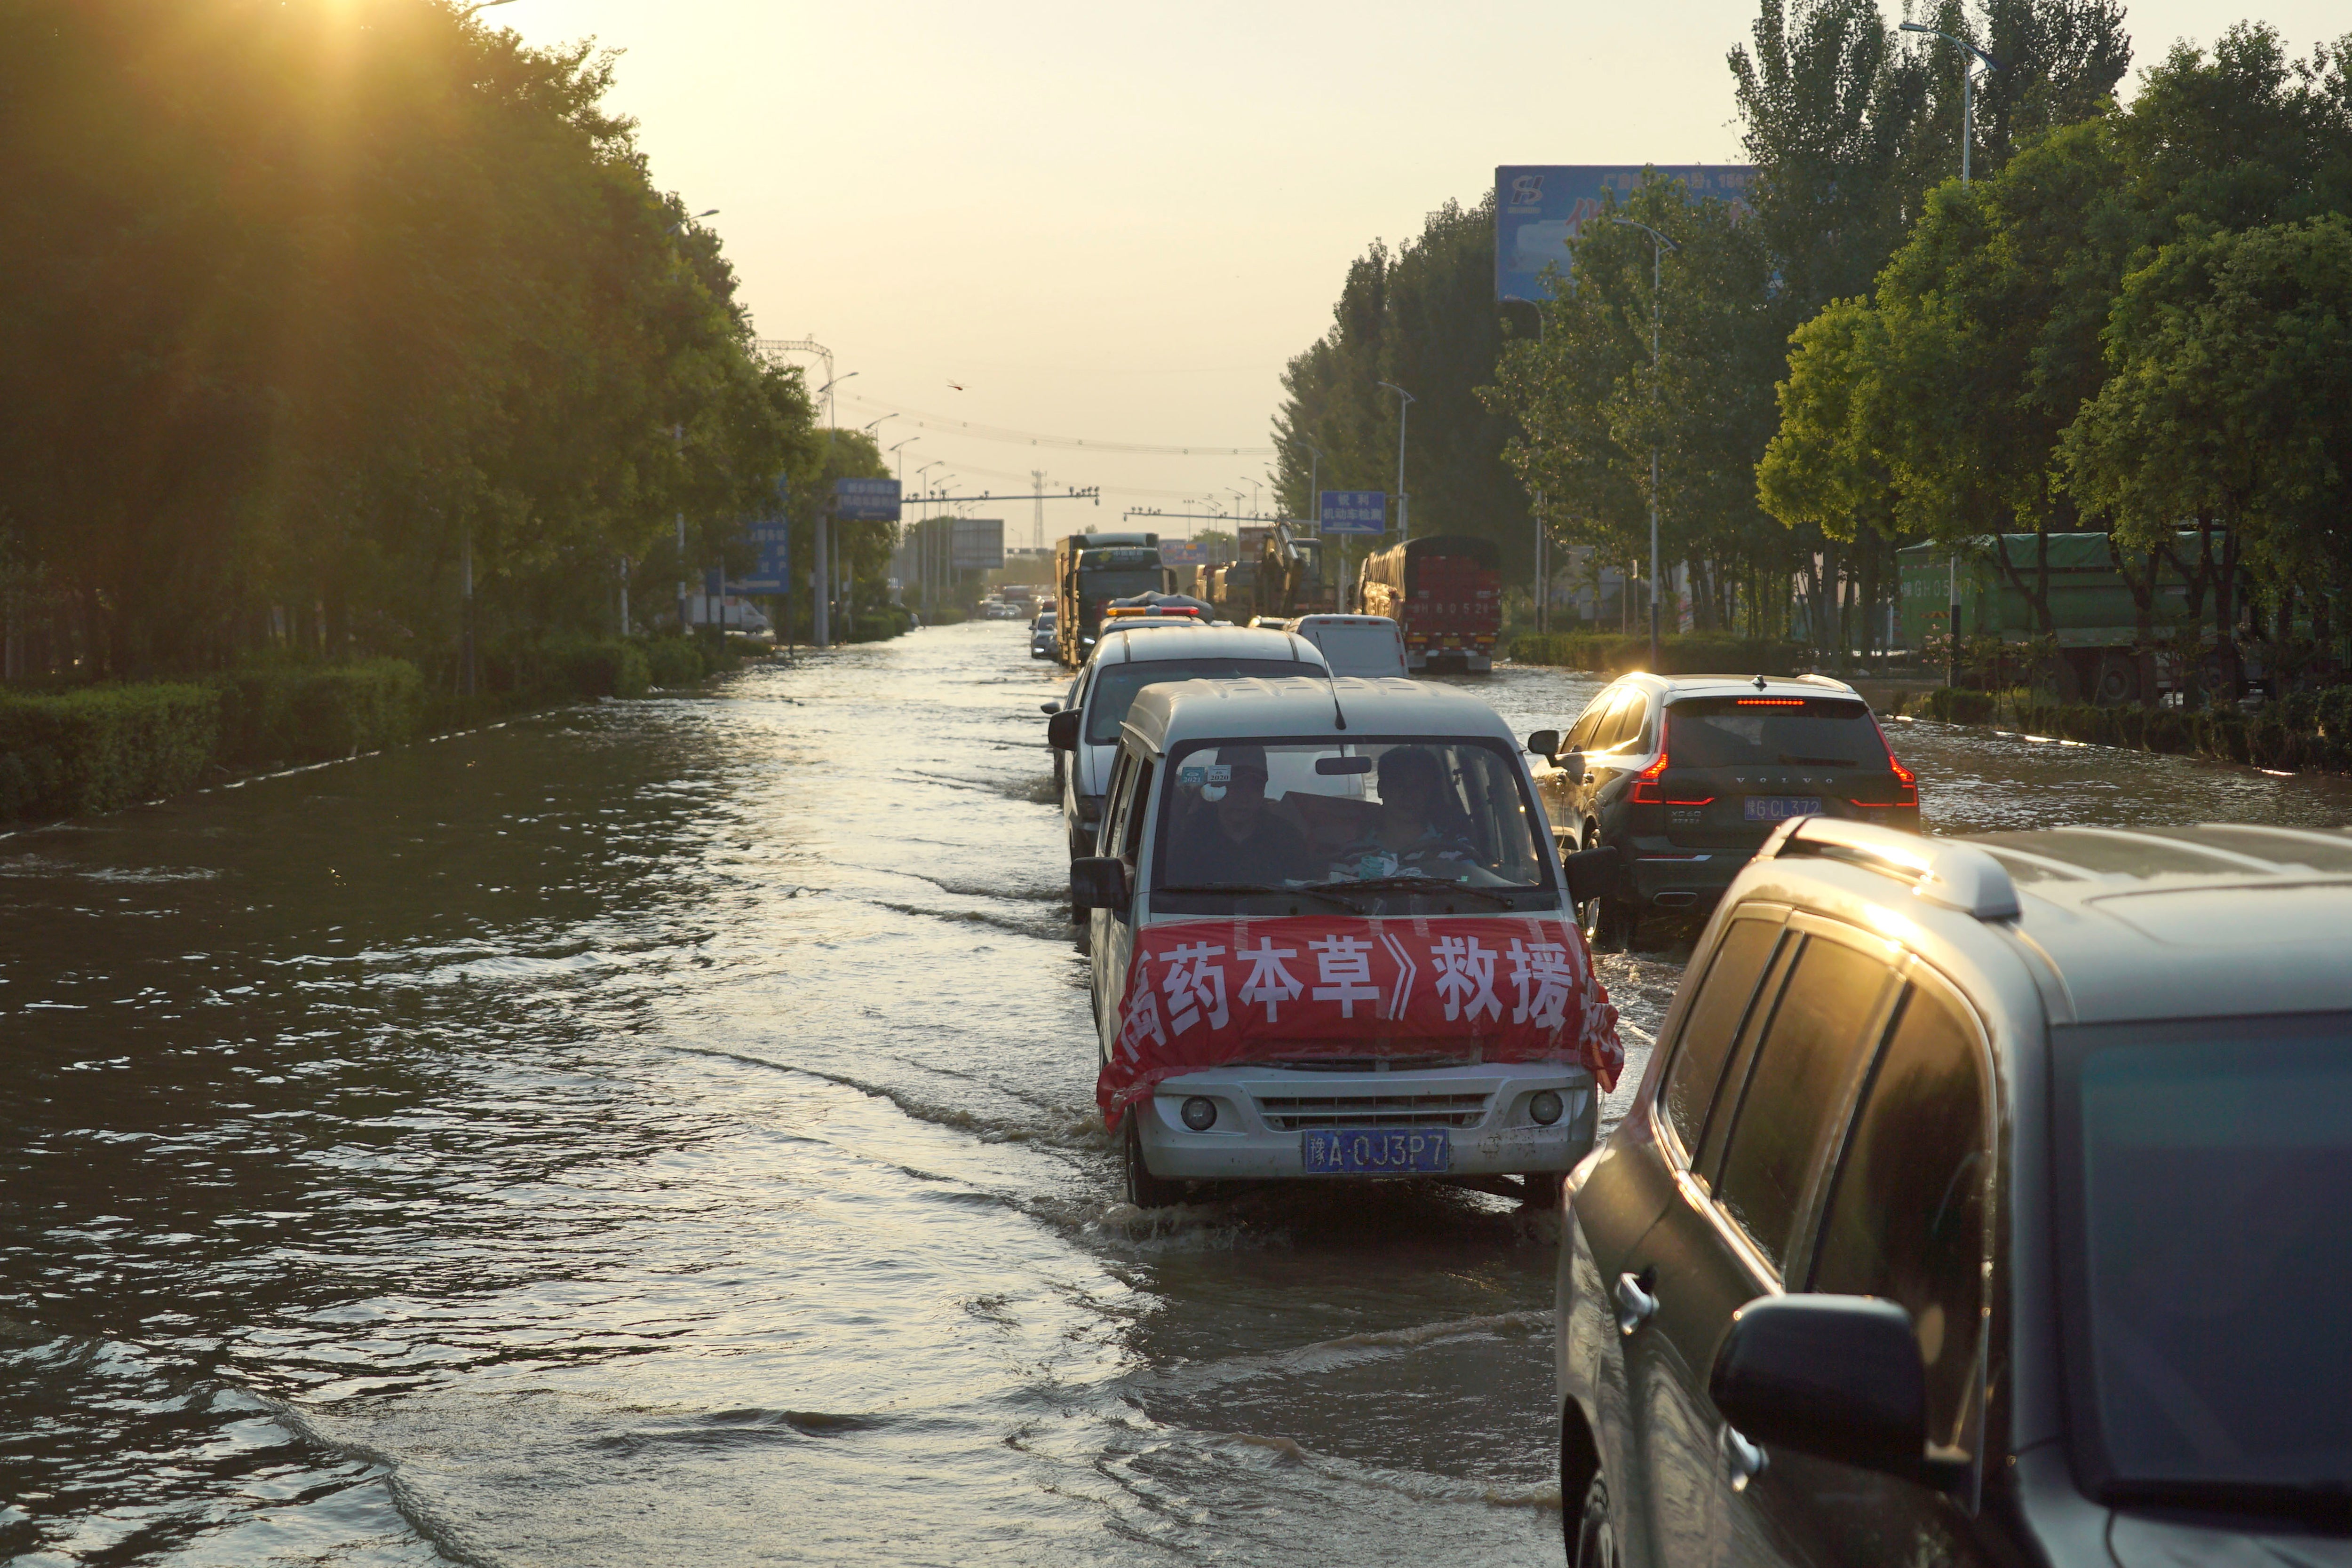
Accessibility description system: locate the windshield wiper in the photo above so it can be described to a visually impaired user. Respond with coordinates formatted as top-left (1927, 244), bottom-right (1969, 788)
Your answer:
top-left (1776, 753), bottom-right (1860, 768)
top-left (1156, 883), bottom-right (1364, 911)
top-left (1311, 875), bottom-right (1523, 908)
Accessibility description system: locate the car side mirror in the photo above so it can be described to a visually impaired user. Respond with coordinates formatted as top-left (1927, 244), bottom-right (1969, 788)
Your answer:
top-left (1070, 856), bottom-right (1129, 913)
top-left (1709, 1295), bottom-right (1955, 1489)
top-left (1561, 845), bottom-right (1620, 907)
top-left (1047, 710), bottom-right (1081, 752)
top-left (1526, 729), bottom-right (1562, 761)
top-left (1041, 701), bottom-right (1061, 714)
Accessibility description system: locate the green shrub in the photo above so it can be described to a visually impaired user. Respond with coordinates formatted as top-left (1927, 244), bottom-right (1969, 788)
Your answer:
top-left (544, 638), bottom-right (649, 700)
top-left (214, 658), bottom-right (424, 764)
top-left (643, 637), bottom-right (705, 688)
top-left (0, 683), bottom-right (221, 820)
top-left (1924, 687), bottom-right (1998, 723)
top-left (1508, 632), bottom-right (1802, 677)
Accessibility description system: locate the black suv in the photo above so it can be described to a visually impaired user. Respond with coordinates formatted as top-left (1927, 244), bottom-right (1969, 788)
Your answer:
top-left (1527, 674), bottom-right (1917, 946)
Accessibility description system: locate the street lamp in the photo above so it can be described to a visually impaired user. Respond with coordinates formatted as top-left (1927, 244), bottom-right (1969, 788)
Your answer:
top-left (1900, 20), bottom-right (1999, 689)
top-left (666, 208), bottom-right (718, 237)
top-left (1900, 24), bottom-right (2002, 188)
top-left (1377, 382), bottom-right (1414, 540)
top-left (1613, 217), bottom-right (1677, 671)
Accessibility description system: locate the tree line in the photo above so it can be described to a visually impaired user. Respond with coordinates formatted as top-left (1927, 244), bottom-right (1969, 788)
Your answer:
top-left (1273, 0), bottom-right (2352, 684)
top-left (0, 0), bottom-right (876, 686)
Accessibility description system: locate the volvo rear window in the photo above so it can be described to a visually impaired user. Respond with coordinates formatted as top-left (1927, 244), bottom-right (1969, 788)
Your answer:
top-left (1667, 697), bottom-right (1882, 769)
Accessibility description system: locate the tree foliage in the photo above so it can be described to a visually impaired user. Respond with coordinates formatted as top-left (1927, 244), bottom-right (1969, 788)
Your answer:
top-left (0, 0), bottom-right (815, 680)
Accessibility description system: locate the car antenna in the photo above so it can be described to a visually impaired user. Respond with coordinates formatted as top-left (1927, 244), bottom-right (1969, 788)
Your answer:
top-left (1752, 673), bottom-right (1768, 691)
top-left (1293, 633), bottom-right (1347, 730)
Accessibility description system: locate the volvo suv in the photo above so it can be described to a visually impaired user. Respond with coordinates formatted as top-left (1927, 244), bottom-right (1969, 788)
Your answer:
top-left (1527, 674), bottom-right (1917, 947)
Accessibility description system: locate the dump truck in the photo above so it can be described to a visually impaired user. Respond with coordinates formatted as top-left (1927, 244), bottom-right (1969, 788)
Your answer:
top-left (1054, 533), bottom-right (1168, 665)
top-left (1357, 534), bottom-right (1502, 672)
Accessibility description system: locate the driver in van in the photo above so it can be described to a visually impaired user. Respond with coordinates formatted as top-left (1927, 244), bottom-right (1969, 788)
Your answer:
top-left (1174, 747), bottom-right (1311, 887)
top-left (1336, 745), bottom-right (1483, 880)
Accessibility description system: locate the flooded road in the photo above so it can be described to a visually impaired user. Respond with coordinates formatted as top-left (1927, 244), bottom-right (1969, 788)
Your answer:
top-left (6, 624), bottom-right (2351, 1566)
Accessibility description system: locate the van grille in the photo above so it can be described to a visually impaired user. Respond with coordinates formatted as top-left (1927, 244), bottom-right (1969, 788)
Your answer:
top-left (1253, 1093), bottom-right (1491, 1131)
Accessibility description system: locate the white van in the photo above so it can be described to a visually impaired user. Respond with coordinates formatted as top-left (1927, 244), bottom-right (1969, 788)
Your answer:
top-left (1287, 614), bottom-right (1408, 678)
top-left (1073, 675), bottom-right (1625, 1207)
top-left (1044, 623), bottom-right (1330, 863)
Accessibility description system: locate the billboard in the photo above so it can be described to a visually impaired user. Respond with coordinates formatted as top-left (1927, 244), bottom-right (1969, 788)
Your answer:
top-left (731, 518), bottom-right (792, 594)
top-left (1318, 490), bottom-right (1387, 535)
top-left (1160, 540), bottom-right (1206, 567)
top-left (834, 477), bottom-right (902, 521)
top-left (1495, 165), bottom-right (1755, 303)
top-left (951, 517), bottom-right (1004, 572)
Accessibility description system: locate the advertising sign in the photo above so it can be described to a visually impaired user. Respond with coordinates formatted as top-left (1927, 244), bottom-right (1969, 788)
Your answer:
top-left (950, 516), bottom-right (1004, 572)
top-left (1097, 916), bottom-right (1623, 1126)
top-left (1494, 165), bottom-right (1755, 303)
top-left (1160, 540), bottom-right (1206, 566)
top-left (834, 477), bottom-right (902, 521)
top-left (1318, 490), bottom-right (1387, 534)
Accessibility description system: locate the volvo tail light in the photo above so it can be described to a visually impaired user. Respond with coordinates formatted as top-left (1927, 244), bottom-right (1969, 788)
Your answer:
top-left (1630, 732), bottom-right (1669, 804)
top-left (1869, 715), bottom-right (1920, 807)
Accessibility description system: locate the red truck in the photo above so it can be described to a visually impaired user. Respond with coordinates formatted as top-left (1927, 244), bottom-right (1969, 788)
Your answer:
top-left (1356, 534), bottom-right (1502, 673)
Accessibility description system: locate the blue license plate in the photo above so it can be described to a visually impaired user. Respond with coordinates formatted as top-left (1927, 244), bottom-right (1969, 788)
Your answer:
top-left (1743, 796), bottom-right (1823, 823)
top-left (1302, 1129), bottom-right (1451, 1175)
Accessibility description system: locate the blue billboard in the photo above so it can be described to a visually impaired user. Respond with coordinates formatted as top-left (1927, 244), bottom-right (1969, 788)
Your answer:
top-left (1318, 490), bottom-right (1387, 535)
top-left (731, 519), bottom-right (792, 594)
top-left (1494, 165), bottom-right (1755, 303)
top-left (833, 477), bottom-right (902, 521)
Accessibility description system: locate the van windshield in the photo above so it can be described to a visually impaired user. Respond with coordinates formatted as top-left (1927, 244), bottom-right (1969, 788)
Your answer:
top-left (1083, 659), bottom-right (1313, 744)
top-left (1151, 738), bottom-right (1556, 911)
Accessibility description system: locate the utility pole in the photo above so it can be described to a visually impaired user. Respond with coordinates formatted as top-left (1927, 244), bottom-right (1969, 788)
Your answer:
top-left (1031, 469), bottom-right (1046, 549)
top-left (1378, 383), bottom-right (1414, 541)
top-left (1613, 218), bottom-right (1677, 672)
top-left (673, 422), bottom-right (689, 638)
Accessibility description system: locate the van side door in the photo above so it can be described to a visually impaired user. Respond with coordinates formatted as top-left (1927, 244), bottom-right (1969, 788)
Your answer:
top-left (1089, 744), bottom-right (1154, 1065)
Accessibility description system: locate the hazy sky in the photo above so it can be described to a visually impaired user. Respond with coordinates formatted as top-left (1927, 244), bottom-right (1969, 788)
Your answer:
top-left (501, 0), bottom-right (2344, 543)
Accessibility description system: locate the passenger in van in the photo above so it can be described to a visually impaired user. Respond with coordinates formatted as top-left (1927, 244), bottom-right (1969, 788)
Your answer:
top-left (1170, 749), bottom-right (1312, 887)
top-left (1335, 746), bottom-right (1484, 880)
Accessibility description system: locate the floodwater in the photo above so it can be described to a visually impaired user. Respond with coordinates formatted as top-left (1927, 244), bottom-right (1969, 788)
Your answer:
top-left (5, 625), bottom-right (2349, 1567)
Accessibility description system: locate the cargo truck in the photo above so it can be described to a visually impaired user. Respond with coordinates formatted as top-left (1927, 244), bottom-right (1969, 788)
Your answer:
top-left (1357, 534), bottom-right (1502, 672)
top-left (1894, 531), bottom-right (2293, 705)
top-left (1054, 534), bottom-right (1168, 665)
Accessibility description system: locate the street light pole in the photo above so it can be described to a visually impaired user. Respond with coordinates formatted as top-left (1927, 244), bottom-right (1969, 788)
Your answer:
top-left (1376, 382), bottom-right (1414, 542)
top-left (1613, 218), bottom-right (1677, 671)
top-left (1900, 22), bottom-right (1998, 689)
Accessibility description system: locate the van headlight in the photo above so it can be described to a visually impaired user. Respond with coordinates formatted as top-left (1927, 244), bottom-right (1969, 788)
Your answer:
top-left (1181, 1096), bottom-right (1217, 1131)
top-left (1529, 1090), bottom-right (1563, 1126)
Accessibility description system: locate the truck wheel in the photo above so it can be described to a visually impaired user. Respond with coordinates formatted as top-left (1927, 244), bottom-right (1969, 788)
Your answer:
top-left (2095, 653), bottom-right (2139, 707)
top-left (1122, 1116), bottom-right (1184, 1209)
top-left (1571, 1470), bottom-right (1618, 1568)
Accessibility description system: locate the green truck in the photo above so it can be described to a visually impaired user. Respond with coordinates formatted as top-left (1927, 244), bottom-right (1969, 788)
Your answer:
top-left (1897, 532), bottom-right (2221, 705)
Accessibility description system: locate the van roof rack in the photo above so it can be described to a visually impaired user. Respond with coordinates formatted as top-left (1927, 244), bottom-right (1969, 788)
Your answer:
top-left (1762, 817), bottom-right (2019, 920)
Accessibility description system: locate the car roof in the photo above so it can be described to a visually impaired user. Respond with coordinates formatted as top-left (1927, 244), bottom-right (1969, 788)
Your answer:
top-left (1122, 676), bottom-right (1516, 753)
top-left (1756, 818), bottom-right (2352, 1023)
top-left (1090, 623), bottom-right (1329, 667)
top-left (1291, 615), bottom-right (1399, 632)
top-left (1603, 672), bottom-right (1859, 700)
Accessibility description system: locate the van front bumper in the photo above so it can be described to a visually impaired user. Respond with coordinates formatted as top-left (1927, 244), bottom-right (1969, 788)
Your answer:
top-left (1132, 1061), bottom-right (1600, 1181)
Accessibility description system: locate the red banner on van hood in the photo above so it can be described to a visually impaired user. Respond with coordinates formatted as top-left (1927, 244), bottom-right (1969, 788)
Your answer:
top-left (1097, 914), bottom-right (1621, 1126)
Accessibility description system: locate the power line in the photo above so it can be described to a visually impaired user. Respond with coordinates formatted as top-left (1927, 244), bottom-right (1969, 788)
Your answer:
top-left (836, 392), bottom-right (1273, 456)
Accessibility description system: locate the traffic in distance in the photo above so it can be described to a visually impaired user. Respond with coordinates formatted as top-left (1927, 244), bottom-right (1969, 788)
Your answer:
top-left (1012, 597), bottom-right (2352, 1567)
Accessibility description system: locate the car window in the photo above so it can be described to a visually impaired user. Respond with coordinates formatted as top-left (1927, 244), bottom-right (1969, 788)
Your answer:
top-left (1098, 748), bottom-right (1136, 857)
top-left (1592, 690), bottom-right (1641, 752)
top-left (1661, 917), bottom-right (1785, 1160)
top-left (1712, 934), bottom-right (1896, 1272)
top-left (1811, 979), bottom-right (1991, 1451)
top-left (1120, 762), bottom-right (1155, 866)
top-left (1566, 688), bottom-right (1616, 751)
top-left (1083, 656), bottom-right (1312, 744)
top-left (1665, 697), bottom-right (1883, 769)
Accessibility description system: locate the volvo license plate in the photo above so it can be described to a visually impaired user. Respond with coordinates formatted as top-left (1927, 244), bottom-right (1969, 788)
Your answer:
top-left (1302, 1129), bottom-right (1451, 1175)
top-left (1743, 796), bottom-right (1823, 823)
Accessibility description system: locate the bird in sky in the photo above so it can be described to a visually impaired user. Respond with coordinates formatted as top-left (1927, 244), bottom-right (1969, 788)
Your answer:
top-left (947, 380), bottom-right (965, 391)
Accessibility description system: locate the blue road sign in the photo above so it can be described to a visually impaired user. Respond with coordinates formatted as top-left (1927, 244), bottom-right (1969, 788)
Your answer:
top-left (1494, 165), bottom-right (1755, 303)
top-left (1318, 491), bottom-right (1387, 535)
top-left (731, 520), bottom-right (792, 594)
top-left (834, 477), bottom-right (902, 521)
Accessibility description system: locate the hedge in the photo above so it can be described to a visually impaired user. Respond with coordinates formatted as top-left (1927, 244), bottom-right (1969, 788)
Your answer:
top-left (2005, 688), bottom-right (2352, 774)
top-left (214, 658), bottom-right (426, 764)
top-left (1509, 633), bottom-right (1803, 677)
top-left (643, 637), bottom-right (706, 688)
top-left (0, 683), bottom-right (222, 819)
